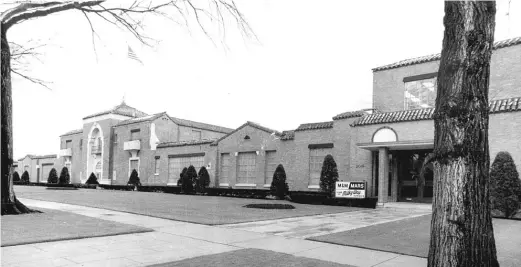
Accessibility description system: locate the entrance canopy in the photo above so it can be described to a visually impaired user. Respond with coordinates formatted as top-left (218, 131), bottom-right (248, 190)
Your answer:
top-left (357, 140), bottom-right (434, 151)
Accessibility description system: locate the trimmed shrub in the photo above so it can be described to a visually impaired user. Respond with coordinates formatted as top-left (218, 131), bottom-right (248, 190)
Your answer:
top-left (177, 167), bottom-right (188, 186)
top-left (196, 166), bottom-right (210, 193)
top-left (320, 154), bottom-right (339, 197)
top-left (85, 172), bottom-right (99, 185)
top-left (270, 164), bottom-right (289, 199)
top-left (127, 169), bottom-right (141, 187)
top-left (490, 151), bottom-right (521, 218)
top-left (13, 171), bottom-right (20, 182)
top-left (182, 165), bottom-right (197, 194)
top-left (21, 171), bottom-right (30, 184)
top-left (47, 168), bottom-right (58, 184)
top-left (243, 203), bottom-right (295, 209)
top-left (59, 167), bottom-right (70, 184)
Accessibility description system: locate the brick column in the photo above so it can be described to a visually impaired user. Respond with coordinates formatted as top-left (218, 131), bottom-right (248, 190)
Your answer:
top-left (378, 147), bottom-right (389, 204)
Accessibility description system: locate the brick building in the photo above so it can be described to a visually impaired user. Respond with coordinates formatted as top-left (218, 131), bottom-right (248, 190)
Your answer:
top-left (17, 36), bottom-right (521, 204)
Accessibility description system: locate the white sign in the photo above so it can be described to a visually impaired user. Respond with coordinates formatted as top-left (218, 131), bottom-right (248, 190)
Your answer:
top-left (335, 181), bottom-right (366, 199)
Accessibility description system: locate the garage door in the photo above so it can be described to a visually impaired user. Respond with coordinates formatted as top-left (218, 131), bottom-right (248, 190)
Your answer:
top-left (41, 164), bottom-right (53, 183)
top-left (167, 155), bottom-right (204, 184)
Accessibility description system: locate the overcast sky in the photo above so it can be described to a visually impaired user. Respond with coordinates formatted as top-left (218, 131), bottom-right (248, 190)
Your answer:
top-left (5, 0), bottom-right (521, 159)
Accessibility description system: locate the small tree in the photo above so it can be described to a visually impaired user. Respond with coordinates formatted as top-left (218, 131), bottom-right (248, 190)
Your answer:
top-left (270, 164), bottom-right (289, 199)
top-left (47, 168), bottom-right (58, 184)
top-left (319, 154), bottom-right (338, 196)
top-left (85, 172), bottom-right (99, 185)
top-left (21, 171), bottom-right (30, 184)
top-left (59, 167), bottom-right (70, 185)
top-left (182, 165), bottom-right (197, 194)
top-left (490, 151), bottom-right (521, 218)
top-left (177, 167), bottom-right (188, 186)
top-left (127, 169), bottom-right (141, 188)
top-left (196, 166), bottom-right (210, 193)
top-left (13, 171), bottom-right (20, 182)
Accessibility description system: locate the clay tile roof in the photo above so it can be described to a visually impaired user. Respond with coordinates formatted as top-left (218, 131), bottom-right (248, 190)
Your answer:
top-left (60, 128), bottom-right (83, 137)
top-left (83, 102), bottom-right (148, 120)
top-left (372, 36), bottom-right (521, 72)
top-left (169, 116), bottom-right (233, 134)
top-left (295, 121), bottom-right (334, 132)
top-left (281, 130), bottom-right (295, 140)
top-left (116, 113), bottom-right (165, 126)
top-left (332, 110), bottom-right (368, 120)
top-left (352, 97), bottom-right (521, 127)
top-left (157, 139), bottom-right (218, 148)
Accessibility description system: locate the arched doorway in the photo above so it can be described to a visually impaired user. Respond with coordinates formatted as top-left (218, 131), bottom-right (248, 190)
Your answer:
top-left (86, 125), bottom-right (103, 181)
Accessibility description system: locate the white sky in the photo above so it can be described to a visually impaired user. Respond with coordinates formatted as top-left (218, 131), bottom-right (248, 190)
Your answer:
top-left (5, 0), bottom-right (521, 160)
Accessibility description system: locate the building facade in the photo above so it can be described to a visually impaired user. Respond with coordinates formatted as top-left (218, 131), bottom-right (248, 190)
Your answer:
top-left (17, 37), bottom-right (521, 204)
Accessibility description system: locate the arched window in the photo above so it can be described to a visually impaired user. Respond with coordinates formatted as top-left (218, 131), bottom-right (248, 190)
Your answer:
top-left (372, 127), bottom-right (398, 143)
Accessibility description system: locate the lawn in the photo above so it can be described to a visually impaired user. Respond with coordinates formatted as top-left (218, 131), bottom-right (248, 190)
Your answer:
top-left (149, 248), bottom-right (355, 267)
top-left (1, 207), bottom-right (152, 247)
top-left (309, 214), bottom-right (521, 267)
top-left (15, 186), bottom-right (359, 225)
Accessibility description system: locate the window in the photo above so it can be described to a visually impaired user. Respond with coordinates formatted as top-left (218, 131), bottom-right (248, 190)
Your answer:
top-left (237, 152), bottom-right (257, 184)
top-left (65, 162), bottom-right (72, 175)
top-left (65, 140), bottom-right (72, 149)
top-left (404, 77), bottom-right (437, 110)
top-left (114, 134), bottom-right (118, 144)
top-left (95, 161), bottom-right (102, 179)
top-left (192, 130), bottom-right (202, 141)
top-left (264, 151), bottom-right (277, 184)
top-left (309, 148), bottom-right (332, 186)
top-left (129, 159), bottom-right (139, 176)
top-left (154, 157), bottom-right (160, 175)
top-left (167, 155), bottom-right (205, 184)
top-left (79, 139), bottom-right (83, 150)
top-left (220, 153), bottom-right (230, 184)
top-left (130, 129), bottom-right (140, 141)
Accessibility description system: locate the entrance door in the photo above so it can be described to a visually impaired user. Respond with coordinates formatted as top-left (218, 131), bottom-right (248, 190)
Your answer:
top-left (396, 150), bottom-right (433, 203)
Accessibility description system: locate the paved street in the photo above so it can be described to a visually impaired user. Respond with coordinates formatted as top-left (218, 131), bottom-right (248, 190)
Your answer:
top-left (2, 198), bottom-right (426, 267)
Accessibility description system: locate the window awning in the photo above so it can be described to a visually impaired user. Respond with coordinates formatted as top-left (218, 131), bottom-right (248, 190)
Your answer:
top-left (357, 140), bottom-right (434, 151)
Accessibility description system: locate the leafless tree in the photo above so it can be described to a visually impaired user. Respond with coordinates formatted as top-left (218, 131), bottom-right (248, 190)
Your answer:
top-left (1, 0), bottom-right (255, 215)
top-left (428, 1), bottom-right (498, 266)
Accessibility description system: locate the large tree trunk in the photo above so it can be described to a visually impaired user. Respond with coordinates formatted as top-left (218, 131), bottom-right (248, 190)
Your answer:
top-left (428, 1), bottom-right (498, 267)
top-left (1, 24), bottom-right (35, 215)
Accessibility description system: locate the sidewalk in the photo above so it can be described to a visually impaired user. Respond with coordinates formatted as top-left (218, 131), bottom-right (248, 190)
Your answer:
top-left (1, 198), bottom-right (426, 267)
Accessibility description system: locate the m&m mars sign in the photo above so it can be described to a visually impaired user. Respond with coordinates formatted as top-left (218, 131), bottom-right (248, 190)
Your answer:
top-left (335, 181), bottom-right (366, 199)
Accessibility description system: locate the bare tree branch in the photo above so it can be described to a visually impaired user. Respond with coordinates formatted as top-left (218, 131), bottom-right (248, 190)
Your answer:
top-left (11, 68), bottom-right (52, 90)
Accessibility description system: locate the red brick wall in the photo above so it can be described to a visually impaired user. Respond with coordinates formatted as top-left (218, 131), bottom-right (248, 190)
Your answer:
top-left (373, 45), bottom-right (521, 112)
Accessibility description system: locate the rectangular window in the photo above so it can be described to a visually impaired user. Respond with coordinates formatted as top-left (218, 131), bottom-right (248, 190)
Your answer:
top-left (65, 140), bottom-right (72, 149)
top-left (404, 77), bottom-right (437, 110)
top-left (237, 152), bottom-right (257, 184)
top-left (220, 153), bottom-right (230, 184)
top-left (264, 151), bottom-right (277, 184)
top-left (114, 134), bottom-right (118, 144)
top-left (192, 130), bottom-right (202, 141)
top-left (79, 139), bottom-right (83, 150)
top-left (130, 129), bottom-right (140, 141)
top-left (129, 159), bottom-right (139, 176)
top-left (167, 155), bottom-right (205, 184)
top-left (309, 148), bottom-right (332, 186)
top-left (154, 157), bottom-right (160, 175)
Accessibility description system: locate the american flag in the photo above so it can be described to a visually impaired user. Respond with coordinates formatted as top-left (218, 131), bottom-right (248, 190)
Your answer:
top-left (127, 45), bottom-right (143, 65)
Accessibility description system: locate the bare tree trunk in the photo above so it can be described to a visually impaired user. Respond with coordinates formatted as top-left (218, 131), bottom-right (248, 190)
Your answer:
top-left (428, 1), bottom-right (498, 266)
top-left (1, 24), bottom-right (35, 215)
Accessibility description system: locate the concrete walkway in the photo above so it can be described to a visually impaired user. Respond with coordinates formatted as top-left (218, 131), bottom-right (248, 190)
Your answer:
top-left (1, 198), bottom-right (427, 267)
top-left (221, 204), bottom-right (431, 239)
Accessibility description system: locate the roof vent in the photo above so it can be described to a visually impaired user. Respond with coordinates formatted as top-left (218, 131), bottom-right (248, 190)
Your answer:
top-left (244, 135), bottom-right (251, 140)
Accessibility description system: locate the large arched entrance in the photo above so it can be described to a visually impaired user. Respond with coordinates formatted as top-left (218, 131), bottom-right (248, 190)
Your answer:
top-left (86, 125), bottom-right (103, 181)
